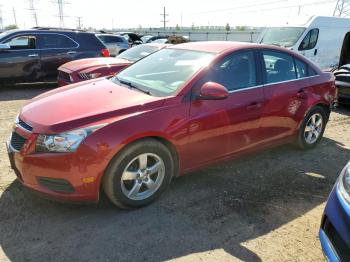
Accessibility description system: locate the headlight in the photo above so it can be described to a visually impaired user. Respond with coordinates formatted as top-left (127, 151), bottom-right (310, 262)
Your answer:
top-left (35, 124), bottom-right (106, 153)
top-left (338, 162), bottom-right (350, 202)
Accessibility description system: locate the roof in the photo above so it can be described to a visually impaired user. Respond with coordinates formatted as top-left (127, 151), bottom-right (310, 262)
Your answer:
top-left (169, 41), bottom-right (260, 54)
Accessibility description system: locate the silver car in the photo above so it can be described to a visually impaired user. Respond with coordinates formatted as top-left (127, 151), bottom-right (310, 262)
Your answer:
top-left (96, 34), bottom-right (129, 57)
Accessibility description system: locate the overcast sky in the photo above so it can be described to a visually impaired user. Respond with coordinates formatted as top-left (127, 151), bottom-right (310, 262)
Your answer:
top-left (0, 0), bottom-right (338, 29)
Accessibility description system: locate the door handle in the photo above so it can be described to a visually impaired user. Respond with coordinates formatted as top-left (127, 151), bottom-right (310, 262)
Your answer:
top-left (67, 51), bottom-right (77, 55)
top-left (246, 102), bottom-right (262, 110)
top-left (28, 54), bottom-right (39, 57)
top-left (314, 49), bottom-right (318, 56)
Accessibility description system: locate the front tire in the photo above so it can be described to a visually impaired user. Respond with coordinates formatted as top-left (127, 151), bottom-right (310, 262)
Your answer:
top-left (297, 106), bottom-right (328, 149)
top-left (102, 139), bottom-right (174, 208)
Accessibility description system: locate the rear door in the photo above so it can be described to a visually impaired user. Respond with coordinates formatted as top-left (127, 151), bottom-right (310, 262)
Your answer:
top-left (259, 49), bottom-right (311, 143)
top-left (0, 34), bottom-right (41, 82)
top-left (188, 50), bottom-right (265, 167)
top-left (37, 33), bottom-right (79, 80)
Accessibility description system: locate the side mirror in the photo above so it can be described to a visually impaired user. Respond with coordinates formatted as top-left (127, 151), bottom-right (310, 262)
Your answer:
top-left (199, 82), bottom-right (229, 100)
top-left (0, 43), bottom-right (10, 51)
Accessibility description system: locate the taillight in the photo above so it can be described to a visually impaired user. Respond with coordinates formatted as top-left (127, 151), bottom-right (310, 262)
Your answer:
top-left (101, 48), bottom-right (110, 57)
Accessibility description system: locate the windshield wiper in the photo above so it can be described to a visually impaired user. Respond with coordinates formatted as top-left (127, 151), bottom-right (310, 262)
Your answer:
top-left (115, 77), bottom-right (153, 96)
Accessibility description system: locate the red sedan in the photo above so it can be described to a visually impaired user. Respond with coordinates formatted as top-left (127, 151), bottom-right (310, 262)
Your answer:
top-left (7, 41), bottom-right (336, 208)
top-left (57, 43), bottom-right (169, 86)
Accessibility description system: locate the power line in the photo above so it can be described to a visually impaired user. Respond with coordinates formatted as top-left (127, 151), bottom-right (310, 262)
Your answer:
top-left (333, 0), bottom-right (350, 17)
top-left (160, 6), bottom-right (169, 30)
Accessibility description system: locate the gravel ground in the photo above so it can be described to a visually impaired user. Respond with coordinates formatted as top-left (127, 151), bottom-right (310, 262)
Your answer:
top-left (0, 84), bottom-right (350, 262)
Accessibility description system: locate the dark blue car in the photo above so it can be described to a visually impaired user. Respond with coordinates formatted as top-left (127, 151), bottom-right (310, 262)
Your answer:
top-left (320, 162), bottom-right (350, 261)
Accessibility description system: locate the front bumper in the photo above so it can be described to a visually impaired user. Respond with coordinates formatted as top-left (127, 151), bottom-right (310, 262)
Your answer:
top-left (335, 81), bottom-right (350, 104)
top-left (320, 186), bottom-right (350, 261)
top-left (6, 131), bottom-right (102, 203)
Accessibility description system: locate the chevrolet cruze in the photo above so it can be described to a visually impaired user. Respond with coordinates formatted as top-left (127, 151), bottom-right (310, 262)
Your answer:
top-left (7, 42), bottom-right (336, 208)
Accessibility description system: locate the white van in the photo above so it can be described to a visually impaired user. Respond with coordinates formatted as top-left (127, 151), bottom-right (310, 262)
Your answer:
top-left (258, 16), bottom-right (350, 70)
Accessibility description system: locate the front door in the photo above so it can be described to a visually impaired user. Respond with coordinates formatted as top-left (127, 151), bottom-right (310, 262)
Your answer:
top-left (188, 50), bottom-right (265, 168)
top-left (0, 35), bottom-right (41, 82)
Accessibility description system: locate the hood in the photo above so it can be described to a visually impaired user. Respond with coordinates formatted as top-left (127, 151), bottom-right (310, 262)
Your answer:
top-left (20, 78), bottom-right (165, 134)
top-left (60, 57), bottom-right (132, 72)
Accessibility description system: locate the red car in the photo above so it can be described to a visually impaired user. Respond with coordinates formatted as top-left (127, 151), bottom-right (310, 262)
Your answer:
top-left (7, 42), bottom-right (336, 208)
top-left (57, 43), bottom-right (169, 86)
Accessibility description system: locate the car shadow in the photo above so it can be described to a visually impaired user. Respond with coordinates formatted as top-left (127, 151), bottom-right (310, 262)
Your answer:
top-left (335, 104), bottom-right (350, 116)
top-left (0, 138), bottom-right (348, 262)
top-left (0, 83), bottom-right (57, 102)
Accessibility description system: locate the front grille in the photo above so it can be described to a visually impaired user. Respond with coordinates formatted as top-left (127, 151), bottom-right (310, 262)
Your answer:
top-left (10, 132), bottom-right (27, 151)
top-left (58, 71), bottom-right (71, 82)
top-left (18, 118), bottom-right (33, 132)
top-left (37, 177), bottom-right (75, 193)
top-left (323, 216), bottom-right (350, 261)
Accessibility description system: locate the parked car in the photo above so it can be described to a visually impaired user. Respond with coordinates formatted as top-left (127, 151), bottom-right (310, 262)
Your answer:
top-left (119, 32), bottom-right (143, 47)
top-left (333, 65), bottom-right (350, 105)
top-left (57, 43), bottom-right (169, 86)
top-left (96, 34), bottom-right (128, 56)
top-left (146, 35), bottom-right (168, 43)
top-left (259, 16), bottom-right (350, 70)
top-left (0, 27), bottom-right (110, 84)
top-left (141, 35), bottom-right (153, 43)
top-left (320, 161), bottom-right (350, 262)
top-left (7, 41), bottom-right (336, 208)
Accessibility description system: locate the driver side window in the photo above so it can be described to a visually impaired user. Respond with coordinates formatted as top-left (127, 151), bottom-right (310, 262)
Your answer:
top-left (5, 35), bottom-right (36, 50)
top-left (298, 29), bottom-right (319, 51)
top-left (205, 50), bottom-right (257, 91)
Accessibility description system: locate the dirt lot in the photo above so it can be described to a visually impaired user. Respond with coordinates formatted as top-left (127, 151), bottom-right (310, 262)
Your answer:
top-left (0, 84), bottom-right (349, 262)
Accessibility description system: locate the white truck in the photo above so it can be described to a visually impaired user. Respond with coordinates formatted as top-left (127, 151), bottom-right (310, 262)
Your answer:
top-left (258, 16), bottom-right (350, 70)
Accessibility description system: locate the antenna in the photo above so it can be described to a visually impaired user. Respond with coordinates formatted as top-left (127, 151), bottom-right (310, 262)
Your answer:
top-left (160, 6), bottom-right (169, 30)
top-left (334, 0), bottom-right (350, 17)
top-left (28, 0), bottom-right (38, 27)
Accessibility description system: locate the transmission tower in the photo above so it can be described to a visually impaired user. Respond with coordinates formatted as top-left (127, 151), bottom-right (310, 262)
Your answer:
top-left (28, 0), bottom-right (38, 27)
top-left (333, 0), bottom-right (350, 17)
top-left (58, 0), bottom-right (64, 27)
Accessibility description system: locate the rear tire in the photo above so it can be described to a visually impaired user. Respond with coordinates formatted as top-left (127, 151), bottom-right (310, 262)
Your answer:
top-left (297, 106), bottom-right (328, 149)
top-left (102, 139), bottom-right (174, 209)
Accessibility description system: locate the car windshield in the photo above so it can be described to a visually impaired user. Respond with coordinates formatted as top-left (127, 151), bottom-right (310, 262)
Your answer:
top-left (112, 48), bottom-right (215, 96)
top-left (0, 30), bottom-right (16, 41)
top-left (260, 27), bottom-right (306, 47)
top-left (117, 45), bottom-right (160, 61)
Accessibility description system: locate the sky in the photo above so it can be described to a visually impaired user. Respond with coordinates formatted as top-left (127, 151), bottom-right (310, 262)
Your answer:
top-left (0, 0), bottom-right (339, 30)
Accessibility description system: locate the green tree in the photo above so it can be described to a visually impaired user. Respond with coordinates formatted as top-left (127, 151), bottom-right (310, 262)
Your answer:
top-left (4, 24), bottom-right (18, 30)
top-left (175, 24), bottom-right (180, 31)
top-left (191, 23), bottom-right (195, 31)
top-left (225, 23), bottom-right (230, 31)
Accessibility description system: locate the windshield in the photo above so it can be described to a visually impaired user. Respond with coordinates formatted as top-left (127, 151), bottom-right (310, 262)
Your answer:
top-left (117, 45), bottom-right (160, 61)
top-left (0, 30), bottom-right (16, 41)
top-left (112, 48), bottom-right (215, 96)
top-left (260, 27), bottom-right (306, 47)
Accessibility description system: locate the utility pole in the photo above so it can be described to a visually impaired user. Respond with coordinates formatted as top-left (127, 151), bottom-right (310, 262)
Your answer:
top-left (0, 6), bottom-right (3, 30)
top-left (334, 0), bottom-right (350, 17)
top-left (76, 16), bottom-right (82, 29)
top-left (13, 7), bottom-right (17, 26)
top-left (160, 6), bottom-right (169, 30)
top-left (58, 0), bottom-right (64, 28)
top-left (28, 0), bottom-right (38, 27)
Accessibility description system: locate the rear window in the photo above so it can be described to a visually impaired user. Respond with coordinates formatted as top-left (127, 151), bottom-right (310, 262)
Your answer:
top-left (97, 35), bottom-right (125, 44)
top-left (40, 34), bottom-right (78, 49)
